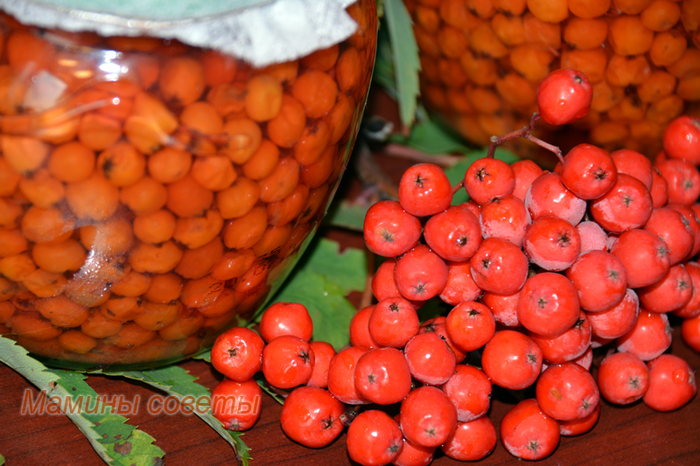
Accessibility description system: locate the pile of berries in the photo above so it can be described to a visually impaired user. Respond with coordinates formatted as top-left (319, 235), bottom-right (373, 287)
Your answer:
top-left (206, 69), bottom-right (700, 464)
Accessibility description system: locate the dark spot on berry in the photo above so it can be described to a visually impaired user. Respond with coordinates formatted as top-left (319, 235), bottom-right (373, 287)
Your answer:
top-left (527, 439), bottom-right (540, 455)
top-left (227, 347), bottom-right (239, 358)
top-left (389, 302), bottom-right (401, 312)
top-left (476, 166), bottom-right (489, 182)
top-left (380, 228), bottom-right (395, 243)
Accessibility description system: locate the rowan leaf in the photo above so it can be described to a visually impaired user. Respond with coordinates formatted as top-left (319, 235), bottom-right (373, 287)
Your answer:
top-left (383, 0), bottom-right (420, 128)
top-left (0, 336), bottom-right (164, 465)
top-left (102, 365), bottom-right (252, 466)
top-left (271, 271), bottom-right (357, 351)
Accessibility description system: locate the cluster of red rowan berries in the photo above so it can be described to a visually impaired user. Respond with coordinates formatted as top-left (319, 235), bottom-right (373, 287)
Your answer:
top-left (205, 69), bottom-right (700, 464)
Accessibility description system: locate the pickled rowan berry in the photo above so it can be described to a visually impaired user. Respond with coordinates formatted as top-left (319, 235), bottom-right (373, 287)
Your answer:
top-left (307, 341), bottom-right (335, 389)
top-left (511, 159), bottom-right (544, 201)
top-left (418, 316), bottom-right (467, 363)
top-left (674, 261), bottom-right (700, 319)
top-left (398, 163), bottom-right (453, 217)
top-left (536, 68), bottom-right (592, 125)
top-left (439, 260), bottom-right (482, 307)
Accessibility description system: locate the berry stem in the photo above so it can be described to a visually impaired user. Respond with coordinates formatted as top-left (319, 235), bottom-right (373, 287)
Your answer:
top-left (486, 113), bottom-right (564, 164)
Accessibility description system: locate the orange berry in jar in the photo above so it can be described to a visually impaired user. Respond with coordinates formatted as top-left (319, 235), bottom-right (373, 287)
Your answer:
top-left (174, 236), bottom-right (224, 280)
top-left (245, 74), bottom-right (284, 122)
top-left (158, 56), bottom-right (206, 106)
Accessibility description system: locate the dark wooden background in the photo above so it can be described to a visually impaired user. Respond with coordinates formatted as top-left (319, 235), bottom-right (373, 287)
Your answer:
top-left (1, 89), bottom-right (699, 466)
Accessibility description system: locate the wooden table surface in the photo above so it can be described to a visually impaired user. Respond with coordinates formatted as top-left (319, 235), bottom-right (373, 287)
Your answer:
top-left (2, 90), bottom-right (700, 466)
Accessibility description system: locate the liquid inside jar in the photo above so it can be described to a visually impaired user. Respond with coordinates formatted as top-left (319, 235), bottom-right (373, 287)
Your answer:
top-left (0, 1), bottom-right (377, 369)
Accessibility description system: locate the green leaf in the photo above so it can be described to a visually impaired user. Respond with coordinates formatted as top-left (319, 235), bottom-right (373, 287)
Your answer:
top-left (264, 237), bottom-right (366, 350)
top-left (324, 199), bottom-right (368, 232)
top-left (383, 0), bottom-right (420, 128)
top-left (445, 147), bottom-right (521, 205)
top-left (372, 24), bottom-right (398, 98)
top-left (271, 271), bottom-right (358, 351)
top-left (299, 237), bottom-right (367, 294)
top-left (0, 453), bottom-right (5, 465)
top-left (0, 336), bottom-right (164, 465)
top-left (102, 365), bottom-right (252, 466)
top-left (389, 119), bottom-right (471, 155)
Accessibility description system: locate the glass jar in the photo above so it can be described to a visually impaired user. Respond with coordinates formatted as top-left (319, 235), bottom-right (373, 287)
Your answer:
top-left (0, 0), bottom-right (377, 369)
top-left (405, 0), bottom-right (699, 163)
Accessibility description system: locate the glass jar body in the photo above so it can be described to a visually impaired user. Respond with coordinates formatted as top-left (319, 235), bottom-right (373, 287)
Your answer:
top-left (0, 0), bottom-right (377, 369)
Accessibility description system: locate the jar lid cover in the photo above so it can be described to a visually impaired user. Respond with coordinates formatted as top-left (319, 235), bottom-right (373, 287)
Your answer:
top-left (0, 0), bottom-right (359, 67)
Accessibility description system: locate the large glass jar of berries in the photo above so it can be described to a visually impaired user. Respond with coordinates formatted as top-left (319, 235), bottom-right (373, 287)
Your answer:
top-left (0, 0), bottom-right (377, 369)
top-left (405, 0), bottom-right (699, 162)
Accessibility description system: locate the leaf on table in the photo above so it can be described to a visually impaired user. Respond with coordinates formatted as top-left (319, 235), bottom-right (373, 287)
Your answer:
top-left (265, 237), bottom-right (367, 350)
top-left (271, 271), bottom-right (358, 351)
top-left (446, 147), bottom-right (521, 205)
top-left (101, 365), bottom-right (252, 466)
top-left (383, 0), bottom-right (420, 129)
top-left (0, 336), bottom-right (164, 465)
top-left (297, 237), bottom-right (367, 294)
top-left (190, 347), bottom-right (212, 364)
